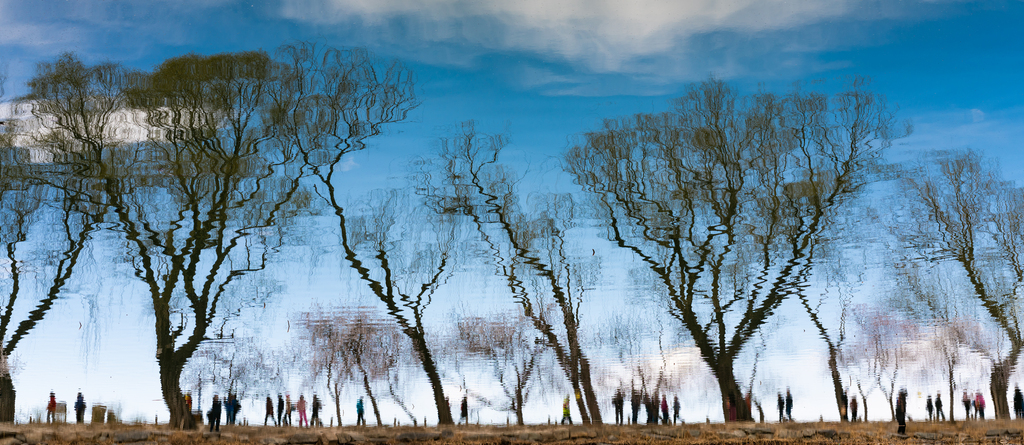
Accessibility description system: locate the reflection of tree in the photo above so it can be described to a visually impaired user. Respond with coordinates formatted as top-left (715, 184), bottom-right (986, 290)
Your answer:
top-left (275, 43), bottom-right (444, 423)
top-left (428, 122), bottom-right (604, 423)
top-left (0, 56), bottom-right (106, 422)
top-left (180, 337), bottom-right (284, 406)
top-left (902, 150), bottom-right (1024, 419)
top-left (848, 305), bottom-right (918, 420)
top-left (882, 260), bottom-right (987, 422)
top-left (796, 258), bottom-right (852, 420)
top-left (345, 191), bottom-right (457, 425)
top-left (0, 182), bottom-right (96, 421)
top-left (21, 51), bottom-right (302, 429)
top-left (564, 78), bottom-right (905, 421)
top-left (298, 305), bottom-right (405, 427)
top-left (453, 311), bottom-right (543, 425)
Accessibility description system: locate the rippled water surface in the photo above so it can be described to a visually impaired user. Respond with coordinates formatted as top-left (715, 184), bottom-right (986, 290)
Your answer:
top-left (1, 0), bottom-right (1024, 429)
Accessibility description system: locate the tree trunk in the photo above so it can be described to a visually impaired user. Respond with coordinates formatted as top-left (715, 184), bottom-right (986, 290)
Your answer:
top-left (514, 384), bottom-right (525, 426)
top-left (408, 334), bottom-right (452, 425)
top-left (159, 357), bottom-right (195, 429)
top-left (332, 380), bottom-right (342, 427)
top-left (362, 373), bottom-right (382, 426)
top-left (715, 366), bottom-right (751, 421)
top-left (826, 345), bottom-right (847, 421)
top-left (948, 367), bottom-right (955, 422)
top-left (577, 355), bottom-right (602, 424)
top-left (0, 373), bottom-right (14, 422)
top-left (990, 357), bottom-right (1016, 419)
top-left (862, 395), bottom-right (868, 422)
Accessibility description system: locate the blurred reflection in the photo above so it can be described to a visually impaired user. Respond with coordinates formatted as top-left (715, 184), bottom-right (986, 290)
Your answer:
top-left (564, 78), bottom-right (907, 421)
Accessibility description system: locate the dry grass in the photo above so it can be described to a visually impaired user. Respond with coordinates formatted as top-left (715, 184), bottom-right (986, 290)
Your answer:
top-left (6, 420), bottom-right (1023, 444)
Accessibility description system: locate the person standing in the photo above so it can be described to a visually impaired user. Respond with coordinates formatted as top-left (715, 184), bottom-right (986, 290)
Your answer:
top-left (225, 393), bottom-right (235, 426)
top-left (672, 396), bottom-right (681, 425)
top-left (311, 395), bottom-right (322, 427)
top-left (277, 394), bottom-right (285, 426)
top-left (265, 396), bottom-right (276, 426)
top-left (284, 394), bottom-right (293, 426)
top-left (663, 396), bottom-right (671, 425)
top-left (630, 389), bottom-right (640, 425)
top-left (935, 392), bottom-right (944, 421)
top-left (356, 397), bottom-right (366, 426)
top-left (612, 389), bottom-right (625, 425)
top-left (459, 396), bottom-right (468, 425)
top-left (839, 391), bottom-right (848, 422)
top-left (850, 396), bottom-right (858, 422)
top-left (975, 392), bottom-right (985, 420)
top-left (297, 395), bottom-right (308, 427)
top-left (963, 391), bottom-right (972, 420)
top-left (74, 392), bottom-right (85, 424)
top-left (895, 389), bottom-right (907, 435)
top-left (777, 393), bottom-right (785, 422)
top-left (46, 392), bottom-right (57, 424)
top-left (785, 389), bottom-right (793, 422)
top-left (185, 392), bottom-right (193, 414)
top-left (561, 395), bottom-right (573, 425)
top-left (1014, 386), bottom-right (1024, 419)
top-left (926, 395), bottom-right (934, 421)
top-left (208, 395), bottom-right (222, 432)
top-left (232, 395), bottom-right (241, 425)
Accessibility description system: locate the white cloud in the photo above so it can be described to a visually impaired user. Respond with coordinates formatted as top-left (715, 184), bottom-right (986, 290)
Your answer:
top-left (280, 0), bottom-right (857, 73)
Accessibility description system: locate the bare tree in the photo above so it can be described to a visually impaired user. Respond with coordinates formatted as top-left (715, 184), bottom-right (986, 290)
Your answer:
top-left (451, 311), bottom-right (544, 425)
top-left (297, 305), bottom-right (406, 427)
top-left (20, 51), bottom-right (303, 429)
top-left (423, 121), bottom-right (605, 423)
top-left (564, 77), bottom-right (907, 421)
top-left (181, 337), bottom-right (285, 405)
top-left (273, 42), bottom-right (454, 424)
top-left (847, 305), bottom-right (920, 420)
top-left (902, 150), bottom-right (1024, 419)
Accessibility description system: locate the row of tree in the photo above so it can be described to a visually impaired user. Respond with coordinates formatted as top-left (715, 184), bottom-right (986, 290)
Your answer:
top-left (0, 43), bottom-right (1022, 427)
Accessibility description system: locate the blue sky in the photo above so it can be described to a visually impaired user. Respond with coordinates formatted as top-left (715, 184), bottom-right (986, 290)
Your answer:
top-left (2, 0), bottom-right (1022, 173)
top-left (2, 0), bottom-right (1024, 423)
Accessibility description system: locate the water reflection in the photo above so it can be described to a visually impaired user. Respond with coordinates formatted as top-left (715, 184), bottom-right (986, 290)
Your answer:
top-left (3, 44), bottom-right (1024, 428)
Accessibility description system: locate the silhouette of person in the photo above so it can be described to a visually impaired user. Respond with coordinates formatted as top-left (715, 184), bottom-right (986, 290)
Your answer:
top-left (74, 392), bottom-right (85, 424)
top-left (265, 396), bottom-right (276, 426)
top-left (277, 394), bottom-right (284, 426)
top-left (673, 396), bottom-right (681, 425)
top-left (785, 389), bottom-right (793, 421)
top-left (356, 397), bottom-right (366, 426)
top-left (208, 395), bottom-right (221, 432)
top-left (459, 396), bottom-right (468, 425)
top-left (612, 388), bottom-right (625, 425)
top-left (561, 395), bottom-right (573, 424)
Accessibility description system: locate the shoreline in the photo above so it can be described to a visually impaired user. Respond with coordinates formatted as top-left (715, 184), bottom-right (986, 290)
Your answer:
top-left (0, 420), bottom-right (1022, 444)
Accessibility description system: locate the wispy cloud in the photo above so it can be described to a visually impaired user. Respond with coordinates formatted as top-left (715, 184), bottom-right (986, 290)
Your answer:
top-left (277, 0), bottom-right (940, 93)
top-left (281, 0), bottom-right (855, 74)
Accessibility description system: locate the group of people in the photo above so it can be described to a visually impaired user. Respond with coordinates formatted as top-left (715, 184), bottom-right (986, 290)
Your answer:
top-left (48, 384), bottom-right (1024, 428)
top-left (776, 389), bottom-right (794, 422)
top-left (204, 393), bottom-right (243, 431)
top-left (961, 390), bottom-right (987, 420)
top-left (924, 392), bottom-right (945, 421)
top-left (44, 391), bottom-right (86, 424)
top-left (607, 389), bottom-right (680, 425)
top-left (262, 394), bottom-right (323, 428)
